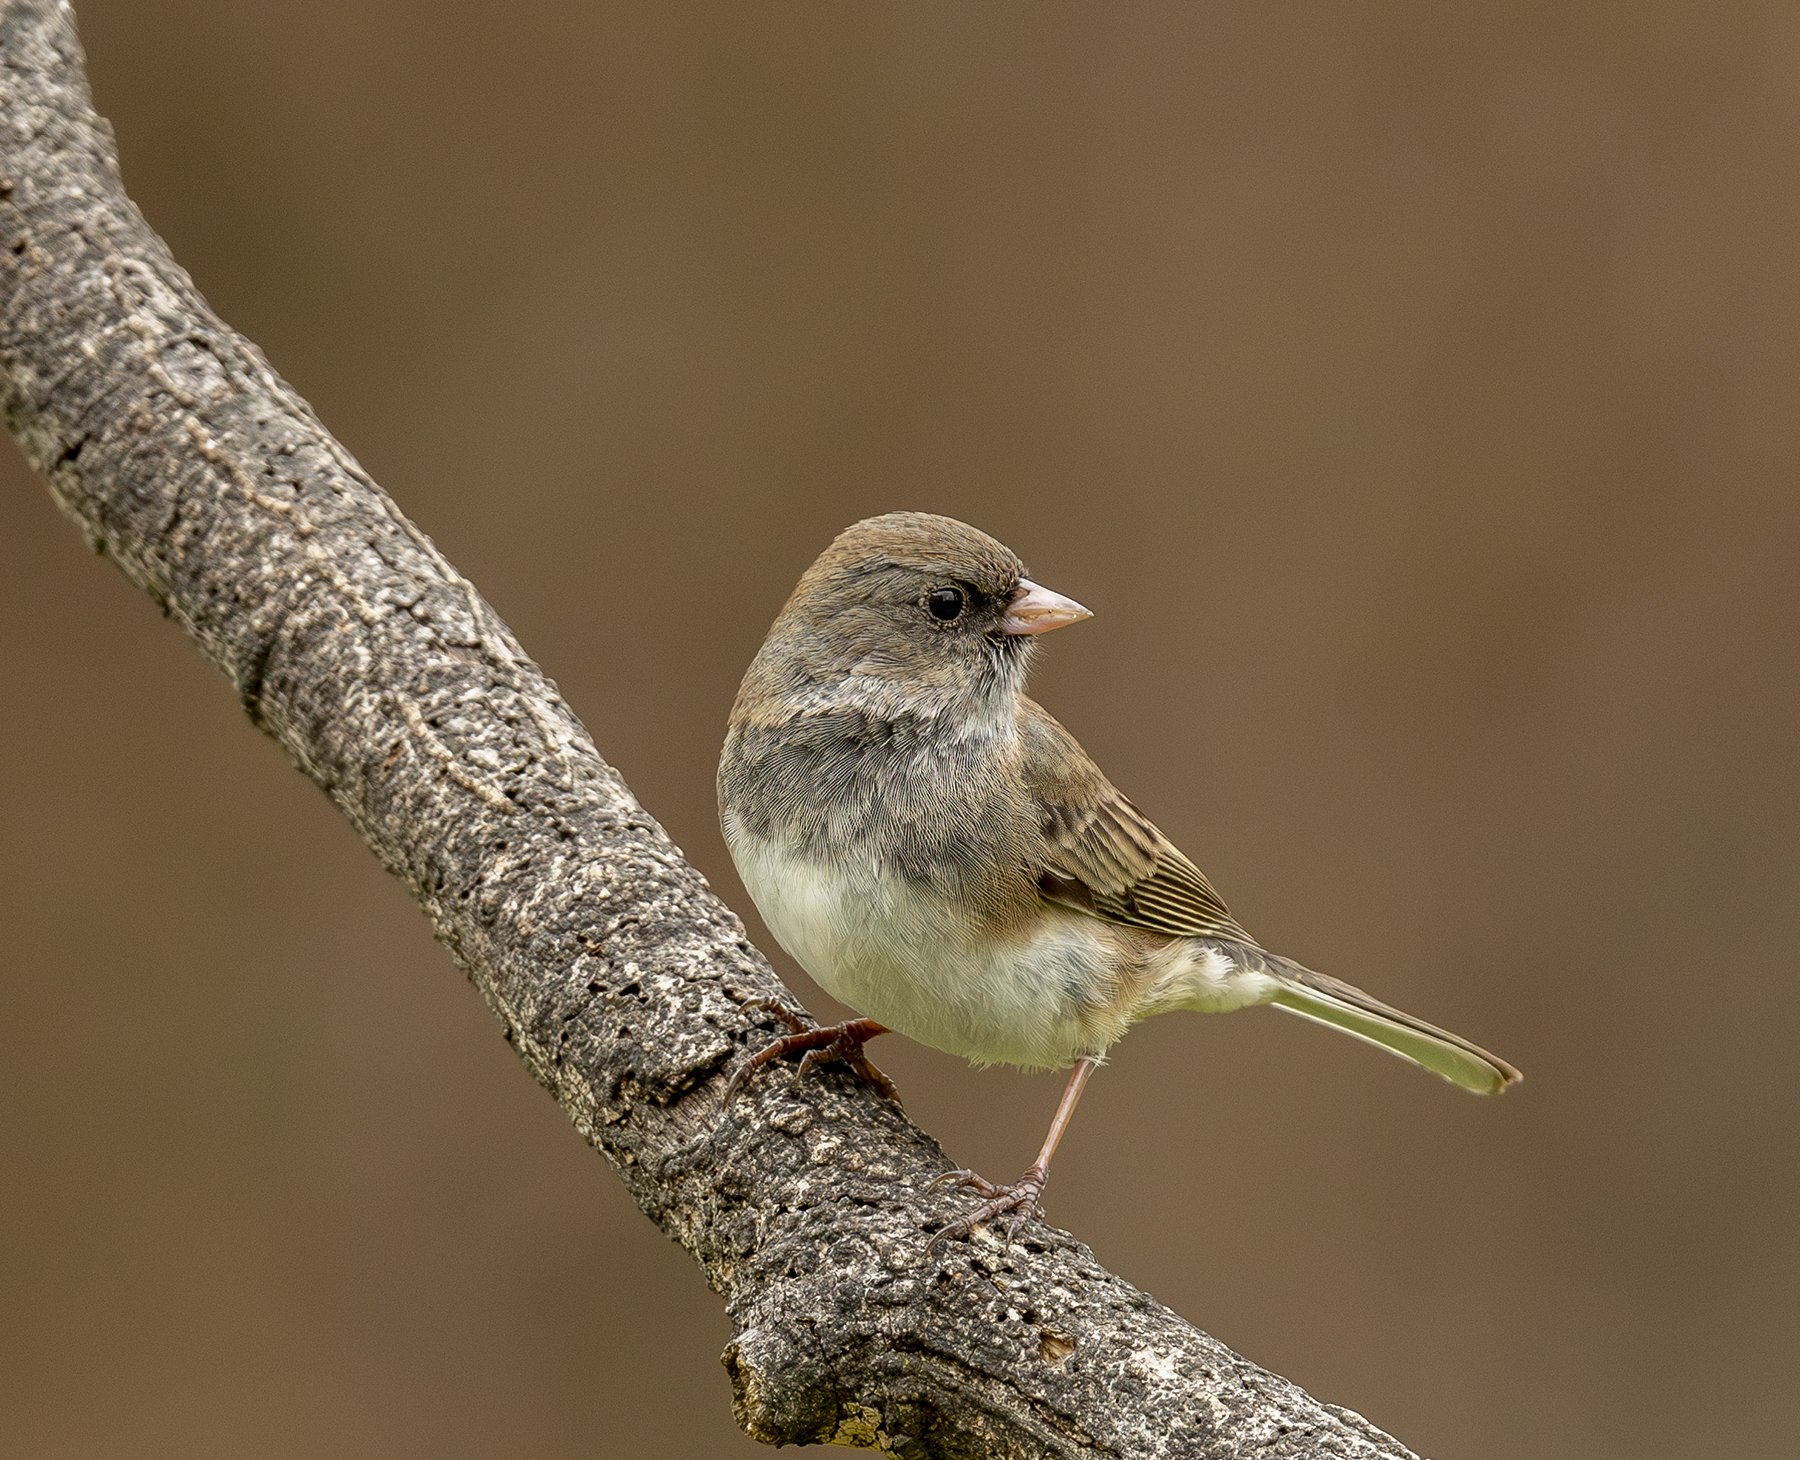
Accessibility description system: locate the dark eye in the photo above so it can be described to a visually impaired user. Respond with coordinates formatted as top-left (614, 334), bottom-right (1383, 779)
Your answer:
top-left (926, 586), bottom-right (966, 622)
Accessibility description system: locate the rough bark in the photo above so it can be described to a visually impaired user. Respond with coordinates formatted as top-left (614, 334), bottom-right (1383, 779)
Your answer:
top-left (0, 5), bottom-right (1420, 1456)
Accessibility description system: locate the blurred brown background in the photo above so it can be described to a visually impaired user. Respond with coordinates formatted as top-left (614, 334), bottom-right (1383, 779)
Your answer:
top-left (2, 2), bottom-right (1796, 1456)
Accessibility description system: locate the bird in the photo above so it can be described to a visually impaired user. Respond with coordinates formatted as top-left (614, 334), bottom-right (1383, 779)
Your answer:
top-left (717, 511), bottom-right (1519, 1249)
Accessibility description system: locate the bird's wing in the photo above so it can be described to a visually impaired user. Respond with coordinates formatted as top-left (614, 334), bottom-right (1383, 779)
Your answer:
top-left (1017, 700), bottom-right (1258, 945)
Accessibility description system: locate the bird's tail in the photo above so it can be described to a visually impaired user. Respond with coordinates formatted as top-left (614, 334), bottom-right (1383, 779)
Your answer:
top-left (1261, 954), bottom-right (1521, 1095)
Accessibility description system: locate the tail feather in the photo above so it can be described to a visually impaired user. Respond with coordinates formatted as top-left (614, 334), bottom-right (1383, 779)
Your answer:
top-left (1264, 958), bottom-right (1521, 1095)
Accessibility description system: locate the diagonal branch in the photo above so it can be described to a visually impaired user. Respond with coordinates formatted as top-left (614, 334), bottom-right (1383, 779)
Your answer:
top-left (0, 5), bottom-right (1419, 1456)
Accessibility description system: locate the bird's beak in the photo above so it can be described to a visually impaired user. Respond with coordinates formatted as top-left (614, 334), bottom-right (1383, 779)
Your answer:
top-left (999, 579), bottom-right (1093, 636)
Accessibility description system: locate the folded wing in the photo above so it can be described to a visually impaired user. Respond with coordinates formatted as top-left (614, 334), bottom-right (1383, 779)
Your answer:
top-left (1015, 699), bottom-right (1520, 1093)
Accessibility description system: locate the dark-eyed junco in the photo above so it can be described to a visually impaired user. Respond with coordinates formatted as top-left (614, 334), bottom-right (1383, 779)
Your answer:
top-left (719, 512), bottom-right (1519, 1246)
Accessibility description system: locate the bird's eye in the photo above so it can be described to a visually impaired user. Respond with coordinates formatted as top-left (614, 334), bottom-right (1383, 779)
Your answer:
top-left (926, 586), bottom-right (966, 622)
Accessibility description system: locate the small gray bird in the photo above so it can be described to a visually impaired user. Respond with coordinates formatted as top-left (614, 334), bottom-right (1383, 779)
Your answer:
top-left (719, 512), bottom-right (1519, 1246)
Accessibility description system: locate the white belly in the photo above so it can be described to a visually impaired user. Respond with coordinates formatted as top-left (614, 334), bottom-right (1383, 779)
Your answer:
top-left (728, 827), bottom-right (1121, 1069)
top-left (725, 820), bottom-right (1285, 1070)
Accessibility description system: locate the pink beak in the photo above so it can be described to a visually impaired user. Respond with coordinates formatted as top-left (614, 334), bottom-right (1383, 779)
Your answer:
top-left (999, 579), bottom-right (1093, 636)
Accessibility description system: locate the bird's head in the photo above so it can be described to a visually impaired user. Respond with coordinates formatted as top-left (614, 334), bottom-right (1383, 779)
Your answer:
top-left (734, 512), bottom-right (1091, 730)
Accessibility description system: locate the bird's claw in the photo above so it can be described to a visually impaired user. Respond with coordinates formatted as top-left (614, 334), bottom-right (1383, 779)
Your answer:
top-left (737, 997), bottom-right (814, 1035)
top-left (721, 1011), bottom-right (900, 1106)
top-left (925, 1165), bottom-right (1048, 1256)
top-left (927, 1167), bottom-right (1002, 1199)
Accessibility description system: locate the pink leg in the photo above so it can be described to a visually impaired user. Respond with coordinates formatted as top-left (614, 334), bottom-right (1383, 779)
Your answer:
top-left (926, 1055), bottom-right (1099, 1254)
top-left (721, 1000), bottom-right (900, 1105)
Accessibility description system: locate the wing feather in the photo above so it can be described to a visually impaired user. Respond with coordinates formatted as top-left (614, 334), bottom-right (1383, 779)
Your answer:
top-left (1017, 700), bottom-right (1257, 945)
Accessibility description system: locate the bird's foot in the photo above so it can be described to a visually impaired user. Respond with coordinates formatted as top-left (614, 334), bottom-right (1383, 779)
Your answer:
top-left (924, 1164), bottom-right (1048, 1256)
top-left (721, 1002), bottom-right (899, 1105)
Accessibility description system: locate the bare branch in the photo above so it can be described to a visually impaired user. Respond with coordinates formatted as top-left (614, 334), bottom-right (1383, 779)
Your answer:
top-left (0, 5), bottom-right (1419, 1455)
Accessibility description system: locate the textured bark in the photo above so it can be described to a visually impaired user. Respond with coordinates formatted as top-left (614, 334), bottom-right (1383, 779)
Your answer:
top-left (0, 5), bottom-right (1421, 1456)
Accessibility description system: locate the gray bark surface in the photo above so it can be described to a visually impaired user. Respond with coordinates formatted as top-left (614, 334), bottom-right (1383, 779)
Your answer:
top-left (0, 5), bottom-right (1420, 1455)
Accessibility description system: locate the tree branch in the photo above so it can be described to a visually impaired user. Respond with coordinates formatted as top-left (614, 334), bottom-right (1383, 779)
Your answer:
top-left (0, 5), bottom-right (1420, 1455)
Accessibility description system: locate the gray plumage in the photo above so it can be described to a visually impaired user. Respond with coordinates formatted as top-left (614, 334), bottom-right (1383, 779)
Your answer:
top-left (719, 511), bottom-right (1518, 1247)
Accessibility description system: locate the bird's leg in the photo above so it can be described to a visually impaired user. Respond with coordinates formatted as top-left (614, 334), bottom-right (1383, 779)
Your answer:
top-left (721, 1000), bottom-right (900, 1105)
top-left (926, 1055), bottom-right (1099, 1255)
